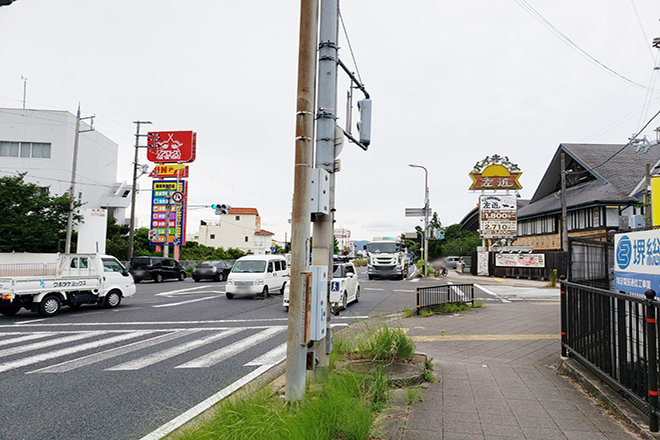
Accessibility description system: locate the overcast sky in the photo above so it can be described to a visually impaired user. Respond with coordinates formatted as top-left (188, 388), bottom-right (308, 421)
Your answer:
top-left (1, 1), bottom-right (659, 243)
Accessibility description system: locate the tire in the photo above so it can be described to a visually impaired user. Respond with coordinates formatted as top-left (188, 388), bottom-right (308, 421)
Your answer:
top-left (226, 292), bottom-right (234, 299)
top-left (260, 286), bottom-right (269, 298)
top-left (154, 273), bottom-right (163, 283)
top-left (280, 281), bottom-right (286, 295)
top-left (0, 305), bottom-right (21, 316)
top-left (368, 275), bottom-right (374, 280)
top-left (38, 294), bottom-right (61, 317)
top-left (193, 278), bottom-right (200, 282)
top-left (342, 292), bottom-right (348, 310)
top-left (355, 286), bottom-right (360, 302)
top-left (179, 272), bottom-right (186, 281)
top-left (216, 273), bottom-right (224, 282)
top-left (104, 290), bottom-right (122, 308)
top-left (285, 306), bottom-right (289, 312)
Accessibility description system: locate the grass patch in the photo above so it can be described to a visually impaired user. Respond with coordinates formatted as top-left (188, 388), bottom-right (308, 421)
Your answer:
top-left (413, 301), bottom-right (484, 317)
top-left (356, 325), bottom-right (416, 363)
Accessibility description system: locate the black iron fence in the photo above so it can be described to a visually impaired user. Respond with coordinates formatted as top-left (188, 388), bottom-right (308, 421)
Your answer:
top-left (416, 284), bottom-right (474, 315)
top-left (561, 281), bottom-right (660, 431)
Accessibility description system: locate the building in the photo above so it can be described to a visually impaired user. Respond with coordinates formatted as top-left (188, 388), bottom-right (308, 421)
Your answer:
top-left (0, 108), bottom-right (131, 222)
top-left (189, 207), bottom-right (276, 254)
top-left (514, 143), bottom-right (660, 250)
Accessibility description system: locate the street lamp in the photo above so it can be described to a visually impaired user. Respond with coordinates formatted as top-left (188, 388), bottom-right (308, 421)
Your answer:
top-left (409, 164), bottom-right (429, 276)
top-left (127, 121), bottom-right (152, 263)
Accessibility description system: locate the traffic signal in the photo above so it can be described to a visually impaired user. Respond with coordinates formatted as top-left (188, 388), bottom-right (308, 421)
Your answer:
top-left (212, 204), bottom-right (231, 215)
top-left (357, 99), bottom-right (372, 148)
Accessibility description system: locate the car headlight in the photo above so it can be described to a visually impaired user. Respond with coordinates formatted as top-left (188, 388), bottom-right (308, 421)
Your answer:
top-left (227, 280), bottom-right (233, 285)
top-left (257, 279), bottom-right (265, 285)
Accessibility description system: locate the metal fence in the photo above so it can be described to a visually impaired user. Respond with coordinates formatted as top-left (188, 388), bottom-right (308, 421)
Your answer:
top-left (561, 281), bottom-right (660, 431)
top-left (416, 284), bottom-right (474, 315)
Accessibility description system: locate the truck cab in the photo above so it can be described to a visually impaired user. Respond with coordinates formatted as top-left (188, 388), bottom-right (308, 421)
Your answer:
top-left (367, 238), bottom-right (409, 280)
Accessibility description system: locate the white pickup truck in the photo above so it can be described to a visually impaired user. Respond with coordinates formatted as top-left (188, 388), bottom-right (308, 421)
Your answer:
top-left (0, 253), bottom-right (136, 317)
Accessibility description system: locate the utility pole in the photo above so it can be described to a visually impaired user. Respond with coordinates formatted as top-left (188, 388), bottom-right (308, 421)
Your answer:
top-left (285, 0), bottom-right (318, 402)
top-left (164, 189), bottom-right (172, 258)
top-left (21, 76), bottom-right (27, 109)
top-left (560, 151), bottom-right (569, 253)
top-left (312, 0), bottom-right (338, 369)
top-left (64, 103), bottom-right (94, 254)
top-left (127, 121), bottom-right (152, 262)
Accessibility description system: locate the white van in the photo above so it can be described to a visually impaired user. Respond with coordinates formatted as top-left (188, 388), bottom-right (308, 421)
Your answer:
top-left (225, 255), bottom-right (289, 299)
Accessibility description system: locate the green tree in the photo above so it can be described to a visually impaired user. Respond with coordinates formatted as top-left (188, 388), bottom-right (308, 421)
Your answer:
top-left (178, 241), bottom-right (245, 261)
top-left (0, 173), bottom-right (82, 253)
top-left (440, 224), bottom-right (481, 256)
top-left (105, 216), bottom-right (130, 260)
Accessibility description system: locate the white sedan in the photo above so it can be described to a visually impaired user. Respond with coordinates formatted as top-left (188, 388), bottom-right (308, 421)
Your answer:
top-left (283, 261), bottom-right (360, 314)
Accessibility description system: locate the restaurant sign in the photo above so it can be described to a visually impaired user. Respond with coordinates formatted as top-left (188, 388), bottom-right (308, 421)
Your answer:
top-left (469, 155), bottom-right (522, 191)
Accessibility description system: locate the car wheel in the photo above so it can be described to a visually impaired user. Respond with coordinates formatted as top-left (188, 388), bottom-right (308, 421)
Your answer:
top-left (104, 290), bottom-right (122, 308)
top-left (216, 273), bottom-right (224, 282)
top-left (38, 294), bottom-right (61, 317)
top-left (280, 281), bottom-right (286, 295)
top-left (134, 279), bottom-right (141, 284)
top-left (179, 272), bottom-right (186, 281)
top-left (154, 273), bottom-right (163, 283)
top-left (261, 286), bottom-right (269, 298)
top-left (368, 275), bottom-right (374, 280)
top-left (0, 305), bottom-right (21, 316)
top-left (226, 292), bottom-right (234, 299)
top-left (285, 306), bottom-right (289, 312)
top-left (342, 292), bottom-right (348, 310)
top-left (355, 286), bottom-right (360, 302)
top-left (193, 277), bottom-right (200, 282)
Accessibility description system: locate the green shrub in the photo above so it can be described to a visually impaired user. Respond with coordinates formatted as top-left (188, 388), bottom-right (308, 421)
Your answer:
top-left (357, 325), bottom-right (415, 362)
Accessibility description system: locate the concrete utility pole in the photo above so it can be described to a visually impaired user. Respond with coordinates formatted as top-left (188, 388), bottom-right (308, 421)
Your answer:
top-left (285, 0), bottom-right (318, 402)
top-left (312, 0), bottom-right (339, 369)
top-left (560, 151), bottom-right (569, 253)
top-left (127, 121), bottom-right (152, 262)
top-left (64, 103), bottom-right (94, 254)
top-left (409, 164), bottom-right (429, 276)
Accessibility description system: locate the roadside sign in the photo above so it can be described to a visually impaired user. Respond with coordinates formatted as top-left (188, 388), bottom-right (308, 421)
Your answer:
top-left (171, 191), bottom-right (184, 203)
top-left (614, 230), bottom-right (660, 295)
top-left (405, 208), bottom-right (424, 217)
top-left (479, 194), bottom-right (517, 239)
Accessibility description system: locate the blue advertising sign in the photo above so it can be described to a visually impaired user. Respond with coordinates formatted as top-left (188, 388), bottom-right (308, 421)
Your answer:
top-left (614, 230), bottom-right (660, 296)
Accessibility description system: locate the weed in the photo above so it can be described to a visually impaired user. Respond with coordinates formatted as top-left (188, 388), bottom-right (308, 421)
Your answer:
top-left (406, 387), bottom-right (422, 405)
top-left (419, 308), bottom-right (434, 317)
top-left (402, 308), bottom-right (415, 318)
top-left (357, 325), bottom-right (416, 362)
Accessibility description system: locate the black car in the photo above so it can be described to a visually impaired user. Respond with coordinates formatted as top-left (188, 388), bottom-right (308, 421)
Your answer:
top-left (192, 260), bottom-right (234, 282)
top-left (129, 257), bottom-right (186, 283)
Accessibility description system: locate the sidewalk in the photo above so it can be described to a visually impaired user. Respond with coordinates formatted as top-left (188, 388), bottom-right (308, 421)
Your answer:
top-left (380, 274), bottom-right (655, 440)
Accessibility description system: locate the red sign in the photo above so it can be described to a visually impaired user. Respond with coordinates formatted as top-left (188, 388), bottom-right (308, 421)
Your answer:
top-left (148, 164), bottom-right (189, 179)
top-left (147, 131), bottom-right (197, 163)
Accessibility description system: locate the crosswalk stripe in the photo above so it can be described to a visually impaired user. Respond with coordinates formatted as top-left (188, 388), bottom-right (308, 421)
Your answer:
top-left (0, 331), bottom-right (105, 358)
top-left (244, 343), bottom-right (286, 366)
top-left (0, 331), bottom-right (152, 373)
top-left (152, 296), bottom-right (217, 308)
top-left (0, 332), bottom-right (56, 347)
top-left (106, 328), bottom-right (245, 371)
top-left (176, 327), bottom-right (285, 369)
top-left (29, 330), bottom-right (201, 374)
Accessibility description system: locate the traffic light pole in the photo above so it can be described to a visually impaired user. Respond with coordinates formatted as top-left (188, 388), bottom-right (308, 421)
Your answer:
top-left (285, 0), bottom-right (318, 402)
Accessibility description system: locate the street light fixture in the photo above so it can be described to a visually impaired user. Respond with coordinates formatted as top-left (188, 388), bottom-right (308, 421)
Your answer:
top-left (127, 121), bottom-right (152, 263)
top-left (409, 164), bottom-right (429, 276)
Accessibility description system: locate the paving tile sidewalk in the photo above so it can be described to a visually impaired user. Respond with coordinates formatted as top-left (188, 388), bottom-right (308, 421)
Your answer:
top-left (387, 300), bottom-right (646, 440)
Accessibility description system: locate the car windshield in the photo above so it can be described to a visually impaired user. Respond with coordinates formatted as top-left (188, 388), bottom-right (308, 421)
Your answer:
top-left (232, 260), bottom-right (267, 273)
top-left (368, 242), bottom-right (401, 253)
top-left (131, 257), bottom-right (151, 267)
top-left (333, 265), bottom-right (342, 277)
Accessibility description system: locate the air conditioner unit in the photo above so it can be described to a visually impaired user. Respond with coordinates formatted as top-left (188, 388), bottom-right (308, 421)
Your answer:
top-left (631, 214), bottom-right (645, 229)
top-left (618, 215), bottom-right (629, 230)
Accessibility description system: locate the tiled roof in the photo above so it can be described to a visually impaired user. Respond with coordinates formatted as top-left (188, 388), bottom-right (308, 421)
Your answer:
top-left (255, 229), bottom-right (274, 236)
top-left (227, 207), bottom-right (259, 216)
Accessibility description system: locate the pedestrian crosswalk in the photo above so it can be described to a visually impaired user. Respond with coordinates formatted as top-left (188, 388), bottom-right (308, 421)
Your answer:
top-left (0, 326), bottom-right (287, 375)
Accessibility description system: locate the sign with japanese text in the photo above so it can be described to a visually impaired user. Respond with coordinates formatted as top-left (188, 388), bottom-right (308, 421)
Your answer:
top-left (615, 230), bottom-right (660, 296)
top-left (479, 194), bottom-right (517, 239)
top-left (149, 180), bottom-right (187, 246)
top-left (148, 164), bottom-right (189, 179)
top-left (469, 155), bottom-right (522, 191)
top-left (147, 131), bottom-right (197, 163)
top-left (495, 253), bottom-right (545, 268)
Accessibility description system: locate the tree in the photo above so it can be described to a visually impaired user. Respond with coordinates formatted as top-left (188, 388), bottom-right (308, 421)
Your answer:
top-left (0, 173), bottom-right (82, 253)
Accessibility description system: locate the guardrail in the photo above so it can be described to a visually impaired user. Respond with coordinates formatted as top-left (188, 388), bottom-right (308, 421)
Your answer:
top-left (416, 284), bottom-right (474, 315)
top-left (561, 281), bottom-right (660, 432)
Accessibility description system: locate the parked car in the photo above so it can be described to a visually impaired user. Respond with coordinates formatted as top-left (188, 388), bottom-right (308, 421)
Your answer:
top-left (445, 256), bottom-right (461, 269)
top-left (283, 260), bottom-right (360, 314)
top-left (129, 257), bottom-right (186, 283)
top-left (225, 255), bottom-right (289, 298)
top-left (192, 260), bottom-right (234, 282)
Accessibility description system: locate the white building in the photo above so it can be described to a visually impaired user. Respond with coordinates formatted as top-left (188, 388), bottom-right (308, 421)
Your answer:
top-left (188, 207), bottom-right (275, 255)
top-left (0, 108), bottom-right (131, 222)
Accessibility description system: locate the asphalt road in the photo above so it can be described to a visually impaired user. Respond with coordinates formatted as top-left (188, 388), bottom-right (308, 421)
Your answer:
top-left (0, 268), bottom-right (557, 440)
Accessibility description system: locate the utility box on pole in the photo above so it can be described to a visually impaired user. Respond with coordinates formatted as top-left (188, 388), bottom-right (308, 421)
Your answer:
top-left (310, 168), bottom-right (330, 214)
top-left (310, 265), bottom-right (328, 341)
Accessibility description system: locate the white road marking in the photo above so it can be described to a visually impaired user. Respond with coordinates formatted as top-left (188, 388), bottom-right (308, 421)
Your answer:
top-left (30, 330), bottom-right (200, 374)
top-left (363, 288), bottom-right (384, 291)
top-left (474, 283), bottom-right (511, 303)
top-left (176, 326), bottom-right (285, 369)
top-left (392, 289), bottom-right (415, 293)
top-left (0, 331), bottom-right (152, 373)
top-left (107, 328), bottom-right (244, 371)
top-left (152, 296), bottom-right (218, 308)
top-left (0, 331), bottom-right (104, 358)
top-left (244, 343), bottom-right (286, 366)
top-left (139, 364), bottom-right (273, 440)
top-left (0, 332), bottom-right (55, 347)
top-left (155, 286), bottom-right (211, 297)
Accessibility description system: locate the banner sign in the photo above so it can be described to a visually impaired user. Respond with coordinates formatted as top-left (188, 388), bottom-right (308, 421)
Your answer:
top-left (469, 155), bottom-right (522, 191)
top-left (149, 180), bottom-right (187, 246)
top-left (479, 194), bottom-right (517, 239)
top-left (147, 131), bottom-right (197, 163)
top-left (149, 164), bottom-right (189, 179)
top-left (614, 230), bottom-right (660, 296)
top-left (495, 253), bottom-right (545, 268)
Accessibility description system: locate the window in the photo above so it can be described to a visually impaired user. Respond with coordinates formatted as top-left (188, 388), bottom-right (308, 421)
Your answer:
top-left (0, 141), bottom-right (51, 158)
top-left (235, 216), bottom-right (240, 221)
top-left (245, 236), bottom-right (249, 242)
top-left (210, 234), bottom-right (215, 239)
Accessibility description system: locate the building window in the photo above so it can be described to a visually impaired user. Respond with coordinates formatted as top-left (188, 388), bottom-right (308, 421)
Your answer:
top-left (210, 234), bottom-right (215, 239)
top-left (244, 236), bottom-right (249, 242)
top-left (235, 216), bottom-right (240, 221)
top-left (0, 141), bottom-right (51, 158)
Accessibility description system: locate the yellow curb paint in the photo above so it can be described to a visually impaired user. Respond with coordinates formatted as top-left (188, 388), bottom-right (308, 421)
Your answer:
top-left (410, 334), bottom-right (560, 342)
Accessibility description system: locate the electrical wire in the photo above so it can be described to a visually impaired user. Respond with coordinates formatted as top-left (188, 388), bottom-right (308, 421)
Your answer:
top-left (338, 4), bottom-right (362, 85)
top-left (513, 0), bottom-right (652, 90)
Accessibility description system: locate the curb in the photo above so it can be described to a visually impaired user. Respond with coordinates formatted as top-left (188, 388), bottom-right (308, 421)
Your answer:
top-left (557, 356), bottom-right (660, 440)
